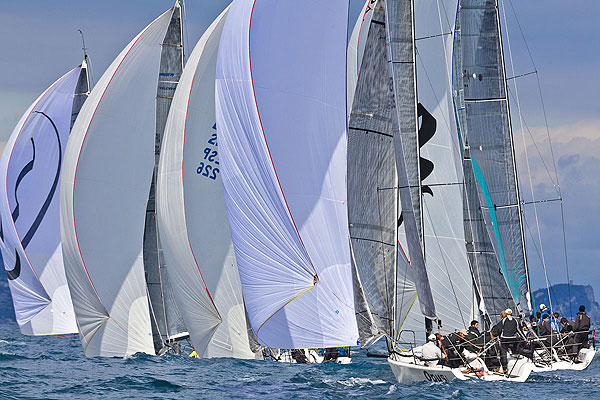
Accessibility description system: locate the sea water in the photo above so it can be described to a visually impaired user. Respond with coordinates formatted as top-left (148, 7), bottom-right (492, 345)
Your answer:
top-left (0, 322), bottom-right (598, 399)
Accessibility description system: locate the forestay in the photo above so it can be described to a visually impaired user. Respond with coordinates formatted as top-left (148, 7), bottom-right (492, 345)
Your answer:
top-left (157, 6), bottom-right (254, 359)
top-left (61, 8), bottom-right (174, 357)
top-left (215, 0), bottom-right (358, 349)
top-left (0, 65), bottom-right (87, 335)
top-left (451, 0), bottom-right (530, 315)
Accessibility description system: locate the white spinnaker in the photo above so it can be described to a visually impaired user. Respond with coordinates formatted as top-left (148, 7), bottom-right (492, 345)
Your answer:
top-left (216, 0), bottom-right (358, 349)
top-left (61, 9), bottom-right (174, 357)
top-left (415, 0), bottom-right (474, 333)
top-left (0, 67), bottom-right (81, 335)
top-left (347, 0), bottom-right (376, 114)
top-left (157, 7), bottom-right (254, 359)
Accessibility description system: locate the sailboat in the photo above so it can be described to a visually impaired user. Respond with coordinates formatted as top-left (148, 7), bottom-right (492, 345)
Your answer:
top-left (0, 57), bottom-right (90, 336)
top-left (347, 0), bottom-right (533, 383)
top-left (156, 5), bottom-right (258, 359)
top-left (60, 2), bottom-right (189, 357)
top-left (215, 0), bottom-right (359, 359)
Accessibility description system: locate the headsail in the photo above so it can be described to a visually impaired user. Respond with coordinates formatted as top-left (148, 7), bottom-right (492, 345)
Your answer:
top-left (414, 0), bottom-right (474, 334)
top-left (384, 0), bottom-right (437, 321)
top-left (157, 6), bottom-right (255, 359)
top-left (61, 8), bottom-right (175, 357)
top-left (215, 0), bottom-right (358, 349)
top-left (451, 0), bottom-right (530, 315)
top-left (0, 63), bottom-right (88, 335)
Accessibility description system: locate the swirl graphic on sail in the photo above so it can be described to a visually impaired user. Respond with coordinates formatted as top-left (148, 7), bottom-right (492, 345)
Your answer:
top-left (398, 103), bottom-right (436, 227)
top-left (4, 111), bottom-right (62, 281)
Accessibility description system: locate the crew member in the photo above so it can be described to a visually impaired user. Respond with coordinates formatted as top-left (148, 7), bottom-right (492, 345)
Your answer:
top-left (422, 334), bottom-right (444, 366)
top-left (573, 305), bottom-right (591, 353)
top-left (497, 308), bottom-right (521, 374)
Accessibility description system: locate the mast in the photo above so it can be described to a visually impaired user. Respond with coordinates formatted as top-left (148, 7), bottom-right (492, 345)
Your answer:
top-left (143, 0), bottom-right (188, 353)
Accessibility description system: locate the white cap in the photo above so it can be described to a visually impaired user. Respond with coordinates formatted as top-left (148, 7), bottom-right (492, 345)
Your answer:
top-left (459, 329), bottom-right (468, 335)
top-left (505, 308), bottom-right (513, 315)
top-left (428, 334), bottom-right (437, 341)
top-left (540, 303), bottom-right (547, 311)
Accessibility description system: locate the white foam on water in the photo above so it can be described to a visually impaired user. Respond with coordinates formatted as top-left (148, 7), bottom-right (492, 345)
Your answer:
top-left (386, 384), bottom-right (397, 395)
top-left (328, 377), bottom-right (386, 387)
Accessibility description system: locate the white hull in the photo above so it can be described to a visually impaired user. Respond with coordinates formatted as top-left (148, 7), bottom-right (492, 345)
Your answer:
top-left (532, 348), bottom-right (596, 372)
top-left (388, 354), bottom-right (533, 384)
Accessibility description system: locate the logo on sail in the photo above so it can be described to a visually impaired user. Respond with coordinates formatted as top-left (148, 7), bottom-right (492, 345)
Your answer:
top-left (398, 103), bottom-right (437, 227)
top-left (3, 112), bottom-right (63, 281)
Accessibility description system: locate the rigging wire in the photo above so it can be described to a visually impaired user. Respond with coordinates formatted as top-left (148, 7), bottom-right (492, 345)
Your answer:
top-left (500, 0), bottom-right (553, 315)
top-left (506, 0), bottom-right (573, 320)
top-left (181, 0), bottom-right (190, 63)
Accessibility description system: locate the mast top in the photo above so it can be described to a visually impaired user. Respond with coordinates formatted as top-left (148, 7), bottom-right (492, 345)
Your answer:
top-left (78, 29), bottom-right (88, 61)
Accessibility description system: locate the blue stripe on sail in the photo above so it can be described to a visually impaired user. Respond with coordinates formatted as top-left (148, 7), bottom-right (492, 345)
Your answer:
top-left (471, 156), bottom-right (519, 303)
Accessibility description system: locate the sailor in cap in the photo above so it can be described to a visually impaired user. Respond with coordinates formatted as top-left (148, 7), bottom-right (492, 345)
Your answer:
top-left (421, 333), bottom-right (443, 366)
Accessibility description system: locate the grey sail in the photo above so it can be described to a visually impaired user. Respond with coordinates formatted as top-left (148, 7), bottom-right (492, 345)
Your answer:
top-left (348, 1), bottom-right (398, 343)
top-left (384, 0), bottom-right (436, 320)
top-left (71, 58), bottom-right (91, 129)
top-left (143, 2), bottom-right (188, 352)
top-left (452, 0), bottom-right (531, 315)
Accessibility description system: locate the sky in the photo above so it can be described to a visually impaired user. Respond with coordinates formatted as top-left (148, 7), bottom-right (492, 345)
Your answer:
top-left (0, 0), bottom-right (598, 303)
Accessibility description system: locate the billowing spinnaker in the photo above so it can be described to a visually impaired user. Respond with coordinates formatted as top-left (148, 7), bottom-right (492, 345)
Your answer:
top-left (414, 0), bottom-right (474, 333)
top-left (0, 67), bottom-right (81, 334)
top-left (157, 7), bottom-right (254, 359)
top-left (61, 9), bottom-right (174, 357)
top-left (216, 0), bottom-right (358, 349)
top-left (452, 0), bottom-right (529, 314)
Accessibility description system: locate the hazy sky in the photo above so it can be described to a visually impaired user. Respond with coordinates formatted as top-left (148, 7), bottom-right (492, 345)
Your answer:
top-left (0, 1), bottom-right (598, 305)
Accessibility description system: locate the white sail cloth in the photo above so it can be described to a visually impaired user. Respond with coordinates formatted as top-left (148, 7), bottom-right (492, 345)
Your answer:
top-left (0, 67), bottom-right (81, 335)
top-left (157, 6), bottom-right (254, 359)
top-left (61, 8), bottom-right (174, 357)
top-left (215, 0), bottom-right (358, 349)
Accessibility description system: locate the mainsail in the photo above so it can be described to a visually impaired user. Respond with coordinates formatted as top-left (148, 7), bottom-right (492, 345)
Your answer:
top-left (143, 0), bottom-right (188, 353)
top-left (156, 6), bottom-right (255, 359)
top-left (0, 61), bottom-right (89, 335)
top-left (61, 8), bottom-right (175, 357)
top-left (215, 0), bottom-right (359, 349)
top-left (452, 0), bottom-right (531, 317)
